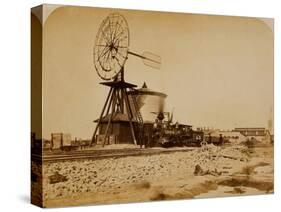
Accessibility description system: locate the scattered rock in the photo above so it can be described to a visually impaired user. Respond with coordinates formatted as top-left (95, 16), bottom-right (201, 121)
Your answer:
top-left (194, 165), bottom-right (222, 176)
top-left (49, 172), bottom-right (68, 184)
top-left (194, 165), bottom-right (205, 176)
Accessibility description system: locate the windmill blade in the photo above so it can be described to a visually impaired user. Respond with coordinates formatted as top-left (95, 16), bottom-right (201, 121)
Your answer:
top-left (128, 51), bottom-right (161, 69)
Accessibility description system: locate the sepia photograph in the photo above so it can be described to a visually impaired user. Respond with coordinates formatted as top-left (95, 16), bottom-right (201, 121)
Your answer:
top-left (31, 4), bottom-right (274, 208)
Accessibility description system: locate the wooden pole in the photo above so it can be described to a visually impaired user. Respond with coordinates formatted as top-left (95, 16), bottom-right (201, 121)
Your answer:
top-left (102, 89), bottom-right (116, 147)
top-left (111, 89), bottom-right (117, 114)
top-left (119, 89), bottom-right (124, 113)
top-left (90, 87), bottom-right (113, 146)
top-left (122, 89), bottom-right (137, 145)
top-left (105, 89), bottom-right (114, 116)
top-left (116, 90), bottom-right (123, 112)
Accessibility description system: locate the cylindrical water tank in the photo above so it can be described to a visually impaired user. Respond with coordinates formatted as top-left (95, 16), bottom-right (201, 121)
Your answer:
top-left (129, 82), bottom-right (167, 123)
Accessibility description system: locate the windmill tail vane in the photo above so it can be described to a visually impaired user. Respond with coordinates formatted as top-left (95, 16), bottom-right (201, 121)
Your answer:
top-left (128, 51), bottom-right (161, 70)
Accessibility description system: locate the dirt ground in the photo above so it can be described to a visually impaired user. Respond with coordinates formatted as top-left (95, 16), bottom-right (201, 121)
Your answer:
top-left (41, 144), bottom-right (274, 207)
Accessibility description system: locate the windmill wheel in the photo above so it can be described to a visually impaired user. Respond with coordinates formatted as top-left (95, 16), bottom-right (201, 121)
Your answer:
top-left (93, 13), bottom-right (130, 80)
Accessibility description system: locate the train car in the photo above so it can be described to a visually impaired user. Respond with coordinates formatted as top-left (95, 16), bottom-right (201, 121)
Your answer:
top-left (51, 133), bottom-right (74, 151)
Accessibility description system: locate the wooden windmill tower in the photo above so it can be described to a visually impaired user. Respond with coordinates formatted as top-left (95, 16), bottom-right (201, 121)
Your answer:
top-left (90, 13), bottom-right (161, 147)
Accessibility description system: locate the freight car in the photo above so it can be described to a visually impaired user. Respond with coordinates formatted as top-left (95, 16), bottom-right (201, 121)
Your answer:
top-left (42, 133), bottom-right (90, 152)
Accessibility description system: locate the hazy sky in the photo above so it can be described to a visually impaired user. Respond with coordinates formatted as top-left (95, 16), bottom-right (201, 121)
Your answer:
top-left (37, 5), bottom-right (273, 139)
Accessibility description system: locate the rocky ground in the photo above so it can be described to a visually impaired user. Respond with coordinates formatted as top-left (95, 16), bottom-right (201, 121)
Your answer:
top-left (40, 144), bottom-right (274, 207)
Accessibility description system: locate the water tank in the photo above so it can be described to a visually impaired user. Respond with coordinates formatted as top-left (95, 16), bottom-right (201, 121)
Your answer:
top-left (129, 82), bottom-right (167, 123)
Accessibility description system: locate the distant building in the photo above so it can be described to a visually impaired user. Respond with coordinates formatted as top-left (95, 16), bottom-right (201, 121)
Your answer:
top-left (233, 128), bottom-right (267, 136)
top-left (233, 128), bottom-right (271, 144)
top-left (211, 130), bottom-right (246, 143)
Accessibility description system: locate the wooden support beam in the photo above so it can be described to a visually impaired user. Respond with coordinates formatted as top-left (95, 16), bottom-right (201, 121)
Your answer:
top-left (122, 88), bottom-right (137, 145)
top-left (102, 89), bottom-right (116, 147)
top-left (90, 87), bottom-right (113, 146)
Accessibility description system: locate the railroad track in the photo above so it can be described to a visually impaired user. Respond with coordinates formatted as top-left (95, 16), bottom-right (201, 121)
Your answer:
top-left (32, 148), bottom-right (194, 163)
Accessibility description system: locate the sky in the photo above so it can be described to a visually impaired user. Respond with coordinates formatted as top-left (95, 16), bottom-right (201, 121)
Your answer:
top-left (33, 5), bottom-right (273, 139)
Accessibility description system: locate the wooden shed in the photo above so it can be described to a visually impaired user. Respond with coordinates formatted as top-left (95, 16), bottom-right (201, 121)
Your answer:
top-left (94, 112), bottom-right (137, 145)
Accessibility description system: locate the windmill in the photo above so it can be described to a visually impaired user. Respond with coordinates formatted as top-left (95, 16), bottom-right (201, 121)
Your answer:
top-left (90, 13), bottom-right (161, 147)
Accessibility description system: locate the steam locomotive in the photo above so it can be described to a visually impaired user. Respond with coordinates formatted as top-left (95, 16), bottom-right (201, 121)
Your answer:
top-left (141, 112), bottom-right (205, 148)
top-left (144, 120), bottom-right (227, 148)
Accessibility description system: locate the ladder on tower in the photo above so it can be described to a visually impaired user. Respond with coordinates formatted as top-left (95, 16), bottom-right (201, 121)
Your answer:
top-left (129, 88), bottom-right (144, 147)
